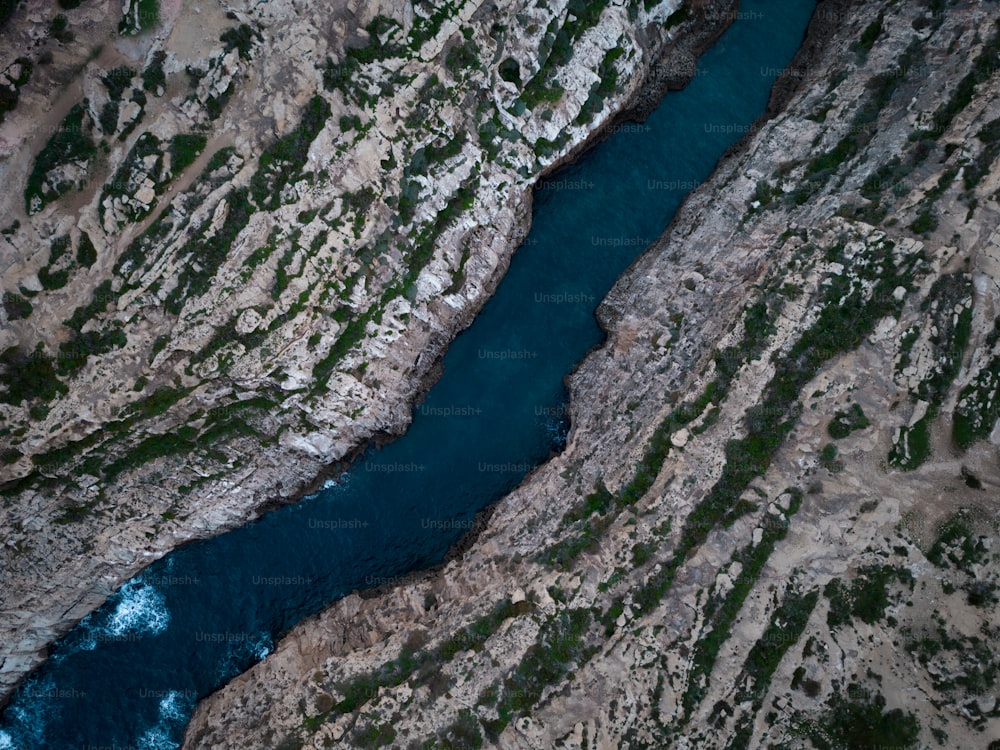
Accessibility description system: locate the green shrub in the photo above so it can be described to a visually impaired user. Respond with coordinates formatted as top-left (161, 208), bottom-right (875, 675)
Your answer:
top-left (889, 413), bottom-right (931, 469)
top-left (168, 132), bottom-right (206, 174)
top-left (828, 403), bottom-right (869, 438)
top-left (3, 291), bottom-right (32, 320)
top-left (141, 51), bottom-right (166, 92)
top-left (102, 66), bottom-right (134, 101)
top-left (814, 689), bottom-right (919, 749)
top-left (445, 39), bottom-right (480, 75)
top-left (24, 103), bottom-right (97, 212)
top-left (76, 231), bottom-right (97, 267)
top-left (119, 0), bottom-right (159, 34)
top-left (498, 57), bottom-right (521, 85)
top-left (49, 13), bottom-right (74, 43)
top-left (855, 14), bottom-right (883, 54)
top-left (220, 23), bottom-right (258, 59)
top-left (739, 587), bottom-right (818, 702)
top-left (0, 346), bottom-right (67, 405)
top-left (0, 56), bottom-right (32, 122)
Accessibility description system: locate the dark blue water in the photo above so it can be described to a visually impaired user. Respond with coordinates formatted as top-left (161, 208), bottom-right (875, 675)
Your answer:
top-left (0, 2), bottom-right (815, 746)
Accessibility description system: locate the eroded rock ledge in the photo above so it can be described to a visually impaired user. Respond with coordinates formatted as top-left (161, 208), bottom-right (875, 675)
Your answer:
top-left (185, 0), bottom-right (1000, 746)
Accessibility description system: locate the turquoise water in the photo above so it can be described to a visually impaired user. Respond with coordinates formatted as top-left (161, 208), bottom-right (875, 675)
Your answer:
top-left (0, 1), bottom-right (815, 746)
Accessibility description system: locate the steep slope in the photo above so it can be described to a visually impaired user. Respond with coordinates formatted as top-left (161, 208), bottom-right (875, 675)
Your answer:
top-left (0, 0), bottom-right (728, 701)
top-left (184, 0), bottom-right (1000, 746)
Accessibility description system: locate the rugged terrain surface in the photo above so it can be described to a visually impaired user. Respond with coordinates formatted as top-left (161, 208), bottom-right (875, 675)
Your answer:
top-left (0, 0), bottom-right (719, 698)
top-left (182, 0), bottom-right (1000, 747)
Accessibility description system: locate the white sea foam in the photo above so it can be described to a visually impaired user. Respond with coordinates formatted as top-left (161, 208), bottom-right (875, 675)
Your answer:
top-left (2, 682), bottom-right (51, 749)
top-left (138, 721), bottom-right (178, 750)
top-left (137, 691), bottom-right (190, 750)
top-left (254, 633), bottom-right (273, 660)
top-left (214, 632), bottom-right (273, 683)
top-left (158, 691), bottom-right (186, 722)
top-left (321, 472), bottom-right (350, 492)
top-left (105, 581), bottom-right (170, 637)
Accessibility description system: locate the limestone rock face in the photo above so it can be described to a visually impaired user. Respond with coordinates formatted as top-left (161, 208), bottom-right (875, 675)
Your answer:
top-left (182, 0), bottom-right (1000, 747)
top-left (0, 0), bottom-right (688, 701)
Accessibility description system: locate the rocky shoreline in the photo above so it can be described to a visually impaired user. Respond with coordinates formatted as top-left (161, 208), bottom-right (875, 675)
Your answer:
top-left (183, 0), bottom-right (1000, 745)
top-left (0, 0), bottom-right (740, 706)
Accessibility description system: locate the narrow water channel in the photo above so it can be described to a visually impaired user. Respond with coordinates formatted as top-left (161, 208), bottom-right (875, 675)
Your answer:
top-left (0, 1), bottom-right (816, 746)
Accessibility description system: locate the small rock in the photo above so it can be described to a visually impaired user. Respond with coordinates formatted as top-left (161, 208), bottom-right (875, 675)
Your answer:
top-left (135, 185), bottom-right (156, 206)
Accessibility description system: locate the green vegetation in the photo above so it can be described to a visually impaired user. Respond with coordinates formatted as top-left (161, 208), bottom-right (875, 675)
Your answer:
top-left (205, 146), bottom-right (236, 173)
top-left (168, 132), bottom-right (207, 174)
top-left (827, 403), bottom-right (869, 439)
top-left (433, 710), bottom-right (484, 750)
top-left (854, 13), bottom-right (883, 56)
top-left (64, 279), bottom-right (113, 332)
top-left (438, 599), bottom-right (532, 659)
top-left (56, 326), bottom-right (127, 377)
top-left (0, 0), bottom-right (18, 29)
top-left (891, 273), bottom-right (972, 468)
top-left (250, 95), bottom-right (330, 210)
top-left (825, 565), bottom-right (913, 628)
top-left (0, 346), bottom-right (68, 405)
top-left (520, 0), bottom-right (611, 110)
top-left (35, 235), bottom-right (76, 291)
top-left (444, 38), bottom-right (481, 78)
top-left (220, 23), bottom-right (259, 59)
top-left (624, 235), bottom-right (920, 626)
top-left (953, 353), bottom-right (1000, 449)
top-left (102, 66), bottom-right (135, 101)
top-left (544, 292), bottom-right (783, 571)
top-left (100, 131), bottom-right (163, 224)
top-left (24, 103), bottom-right (97, 213)
top-left (141, 51), bottom-right (166, 93)
top-left (312, 172), bottom-right (476, 387)
top-left (498, 57), bottom-right (521, 85)
top-left (165, 186), bottom-right (254, 313)
top-left (575, 46), bottom-right (624, 125)
top-left (888, 415), bottom-right (930, 470)
top-left (795, 39), bottom-right (922, 202)
top-left (800, 688), bottom-right (920, 750)
top-left (917, 21), bottom-right (1000, 141)
top-left (302, 598), bottom-right (528, 735)
top-left (119, 0), bottom-right (159, 35)
top-left (48, 13), bottom-right (74, 43)
top-left (818, 443), bottom-right (843, 472)
top-left (129, 385), bottom-right (192, 420)
top-left (77, 231), bottom-right (97, 267)
top-left (2, 291), bottom-right (32, 320)
top-left (103, 427), bottom-right (196, 479)
top-left (0, 57), bottom-right (32, 122)
top-left (910, 624), bottom-right (999, 695)
top-left (735, 586), bottom-right (818, 711)
top-left (681, 491), bottom-right (804, 718)
top-left (926, 510), bottom-right (988, 572)
top-left (963, 116), bottom-right (1000, 192)
top-left (484, 608), bottom-right (594, 737)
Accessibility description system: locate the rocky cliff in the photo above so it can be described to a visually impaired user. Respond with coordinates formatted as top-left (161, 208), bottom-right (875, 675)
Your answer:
top-left (0, 0), bottom-right (718, 706)
top-left (183, 0), bottom-right (1000, 746)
